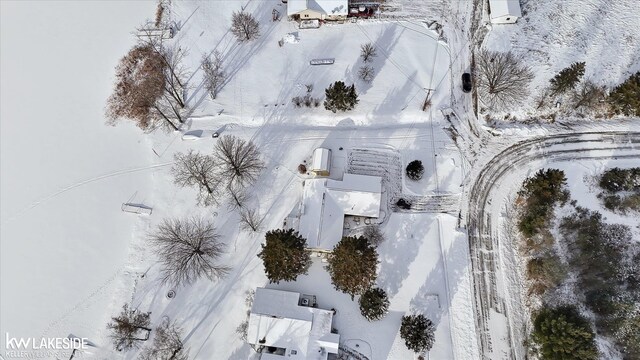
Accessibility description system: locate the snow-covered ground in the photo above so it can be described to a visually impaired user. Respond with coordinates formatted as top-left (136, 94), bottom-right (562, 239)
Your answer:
top-left (0, 0), bottom-right (158, 356)
top-left (171, 0), bottom-right (452, 126)
top-left (2, 1), bottom-right (478, 359)
top-left (483, 0), bottom-right (640, 118)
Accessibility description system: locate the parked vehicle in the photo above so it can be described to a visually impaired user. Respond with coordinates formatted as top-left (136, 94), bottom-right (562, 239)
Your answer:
top-left (462, 73), bottom-right (472, 92)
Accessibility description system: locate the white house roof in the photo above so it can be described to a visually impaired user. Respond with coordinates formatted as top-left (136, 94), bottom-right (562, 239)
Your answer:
top-left (288, 0), bottom-right (348, 16)
top-left (247, 288), bottom-right (338, 360)
top-left (311, 148), bottom-right (331, 172)
top-left (489, 0), bottom-right (521, 18)
top-left (297, 174), bottom-right (382, 251)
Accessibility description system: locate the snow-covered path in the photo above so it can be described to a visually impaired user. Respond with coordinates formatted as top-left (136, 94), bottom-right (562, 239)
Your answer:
top-left (463, 130), bottom-right (640, 359)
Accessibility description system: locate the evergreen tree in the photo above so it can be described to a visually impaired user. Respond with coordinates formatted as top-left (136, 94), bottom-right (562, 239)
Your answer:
top-left (406, 160), bottom-right (425, 181)
top-left (532, 306), bottom-right (598, 360)
top-left (326, 236), bottom-right (378, 299)
top-left (324, 81), bottom-right (359, 112)
top-left (517, 168), bottom-right (569, 237)
top-left (359, 287), bottom-right (389, 321)
top-left (400, 314), bottom-right (435, 353)
top-left (257, 229), bottom-right (311, 284)
top-left (609, 72), bottom-right (640, 116)
top-left (550, 62), bottom-right (586, 94)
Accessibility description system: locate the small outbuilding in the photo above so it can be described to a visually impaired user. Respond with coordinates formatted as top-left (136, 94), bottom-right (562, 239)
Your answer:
top-left (488, 0), bottom-right (521, 24)
top-left (287, 0), bottom-right (348, 21)
top-left (311, 148), bottom-right (331, 176)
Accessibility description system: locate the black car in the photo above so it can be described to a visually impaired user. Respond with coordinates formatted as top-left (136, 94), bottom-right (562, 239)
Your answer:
top-left (462, 73), bottom-right (472, 92)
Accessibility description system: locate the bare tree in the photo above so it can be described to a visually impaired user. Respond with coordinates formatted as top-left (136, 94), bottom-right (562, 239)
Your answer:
top-left (213, 135), bottom-right (264, 188)
top-left (231, 11), bottom-right (260, 42)
top-left (149, 217), bottom-right (230, 286)
top-left (571, 80), bottom-right (606, 110)
top-left (106, 44), bottom-right (179, 132)
top-left (201, 51), bottom-right (225, 100)
top-left (239, 208), bottom-right (263, 232)
top-left (362, 225), bottom-right (385, 246)
top-left (107, 304), bottom-right (152, 351)
top-left (227, 183), bottom-right (249, 210)
top-left (360, 42), bottom-right (377, 63)
top-left (138, 321), bottom-right (188, 360)
top-left (172, 150), bottom-right (221, 206)
top-left (136, 27), bottom-right (190, 116)
top-left (476, 49), bottom-right (534, 111)
top-left (358, 65), bottom-right (375, 83)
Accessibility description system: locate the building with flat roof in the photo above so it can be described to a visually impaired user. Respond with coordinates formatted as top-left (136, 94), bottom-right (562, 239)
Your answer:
top-left (247, 288), bottom-right (339, 359)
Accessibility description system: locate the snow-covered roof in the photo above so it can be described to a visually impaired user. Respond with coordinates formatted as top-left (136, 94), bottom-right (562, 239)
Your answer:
top-left (489, 0), bottom-right (521, 18)
top-left (311, 148), bottom-right (331, 172)
top-left (297, 174), bottom-right (382, 251)
top-left (287, 0), bottom-right (348, 16)
top-left (247, 288), bottom-right (338, 360)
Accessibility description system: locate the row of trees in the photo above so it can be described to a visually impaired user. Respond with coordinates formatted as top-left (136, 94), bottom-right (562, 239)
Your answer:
top-left (106, 9), bottom-right (264, 133)
top-left (107, 304), bottom-right (188, 359)
top-left (477, 50), bottom-right (639, 116)
top-left (172, 134), bottom-right (263, 212)
top-left (103, 8), bottom-right (267, 357)
top-left (256, 227), bottom-right (435, 354)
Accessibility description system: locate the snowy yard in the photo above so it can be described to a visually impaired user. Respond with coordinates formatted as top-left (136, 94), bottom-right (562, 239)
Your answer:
top-left (172, 1), bottom-right (452, 126)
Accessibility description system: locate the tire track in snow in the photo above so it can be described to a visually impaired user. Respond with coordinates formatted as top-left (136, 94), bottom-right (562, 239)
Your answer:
top-left (2, 162), bottom-right (173, 227)
top-left (466, 131), bottom-right (640, 360)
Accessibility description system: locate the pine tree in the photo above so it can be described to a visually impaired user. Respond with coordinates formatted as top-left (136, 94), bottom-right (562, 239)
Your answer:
top-left (400, 314), bottom-right (435, 353)
top-left (359, 287), bottom-right (389, 321)
top-left (257, 229), bottom-right (311, 284)
top-left (324, 81), bottom-right (359, 112)
top-left (326, 236), bottom-right (378, 299)
top-left (550, 62), bottom-right (586, 94)
top-left (609, 72), bottom-right (640, 116)
top-left (532, 306), bottom-right (598, 360)
top-left (406, 160), bottom-right (425, 181)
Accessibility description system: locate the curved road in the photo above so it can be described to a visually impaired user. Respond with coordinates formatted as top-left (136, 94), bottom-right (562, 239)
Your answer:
top-left (465, 131), bottom-right (640, 359)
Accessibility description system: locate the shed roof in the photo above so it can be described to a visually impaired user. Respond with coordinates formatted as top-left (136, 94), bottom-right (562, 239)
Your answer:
top-left (288, 0), bottom-right (348, 16)
top-left (489, 0), bottom-right (521, 18)
top-left (311, 148), bottom-right (331, 171)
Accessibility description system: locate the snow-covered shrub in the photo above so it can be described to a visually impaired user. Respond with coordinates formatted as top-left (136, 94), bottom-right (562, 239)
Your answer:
top-left (324, 81), bottom-right (358, 112)
top-left (406, 160), bottom-right (424, 181)
top-left (358, 65), bottom-right (375, 83)
top-left (360, 42), bottom-right (377, 63)
top-left (400, 314), bottom-right (435, 353)
top-left (359, 287), bottom-right (389, 321)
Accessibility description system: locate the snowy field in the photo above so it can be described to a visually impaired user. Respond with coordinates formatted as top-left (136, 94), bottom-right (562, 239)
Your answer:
top-left (0, 0), bottom-right (158, 344)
